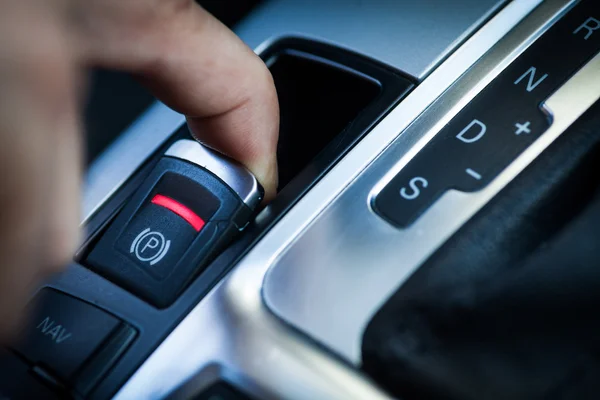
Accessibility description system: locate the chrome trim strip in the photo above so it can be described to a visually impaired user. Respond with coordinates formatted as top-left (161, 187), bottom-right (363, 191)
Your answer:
top-left (113, 1), bottom-right (558, 399)
top-left (165, 140), bottom-right (262, 209)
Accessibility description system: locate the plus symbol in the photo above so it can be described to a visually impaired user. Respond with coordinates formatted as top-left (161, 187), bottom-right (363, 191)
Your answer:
top-left (515, 121), bottom-right (532, 135)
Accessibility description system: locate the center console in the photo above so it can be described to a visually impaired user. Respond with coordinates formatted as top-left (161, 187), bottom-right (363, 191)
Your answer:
top-left (2, 1), bottom-right (599, 399)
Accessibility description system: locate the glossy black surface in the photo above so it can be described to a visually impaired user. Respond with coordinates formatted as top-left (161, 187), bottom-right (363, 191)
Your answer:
top-left (268, 50), bottom-right (381, 189)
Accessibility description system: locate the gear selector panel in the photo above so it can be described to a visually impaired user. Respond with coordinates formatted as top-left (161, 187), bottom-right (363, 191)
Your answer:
top-left (86, 139), bottom-right (263, 308)
top-left (374, 0), bottom-right (600, 228)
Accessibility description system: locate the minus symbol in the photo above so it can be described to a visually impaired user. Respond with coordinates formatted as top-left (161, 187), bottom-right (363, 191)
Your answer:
top-left (466, 168), bottom-right (482, 180)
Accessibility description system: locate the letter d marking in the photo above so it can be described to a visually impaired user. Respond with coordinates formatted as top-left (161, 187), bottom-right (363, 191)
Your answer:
top-left (456, 119), bottom-right (487, 144)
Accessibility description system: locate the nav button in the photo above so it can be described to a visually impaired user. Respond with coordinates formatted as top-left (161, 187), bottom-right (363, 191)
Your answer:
top-left (12, 289), bottom-right (121, 383)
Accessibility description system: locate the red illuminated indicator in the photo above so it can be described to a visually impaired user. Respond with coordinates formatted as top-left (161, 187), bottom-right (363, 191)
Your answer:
top-left (151, 194), bottom-right (205, 232)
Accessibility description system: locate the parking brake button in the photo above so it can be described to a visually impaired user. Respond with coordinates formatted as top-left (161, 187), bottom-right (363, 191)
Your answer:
top-left (86, 139), bottom-right (263, 307)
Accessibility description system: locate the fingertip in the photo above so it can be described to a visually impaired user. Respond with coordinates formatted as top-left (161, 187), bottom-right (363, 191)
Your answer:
top-left (127, 2), bottom-right (282, 203)
top-left (261, 157), bottom-right (279, 203)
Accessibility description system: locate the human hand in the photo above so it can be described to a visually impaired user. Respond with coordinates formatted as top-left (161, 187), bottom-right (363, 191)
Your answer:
top-left (0, 0), bottom-right (278, 339)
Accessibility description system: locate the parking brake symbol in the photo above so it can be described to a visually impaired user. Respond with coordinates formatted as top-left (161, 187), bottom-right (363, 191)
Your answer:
top-left (130, 228), bottom-right (171, 266)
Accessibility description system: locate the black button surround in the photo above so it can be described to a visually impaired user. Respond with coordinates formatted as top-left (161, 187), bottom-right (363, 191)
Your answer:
top-left (374, 0), bottom-right (600, 228)
top-left (86, 159), bottom-right (253, 308)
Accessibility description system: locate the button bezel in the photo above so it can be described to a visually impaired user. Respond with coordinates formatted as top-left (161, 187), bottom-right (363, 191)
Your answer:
top-left (165, 140), bottom-right (263, 210)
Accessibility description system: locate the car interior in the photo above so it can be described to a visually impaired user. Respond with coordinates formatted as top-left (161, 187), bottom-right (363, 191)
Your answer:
top-left (1, 0), bottom-right (599, 399)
